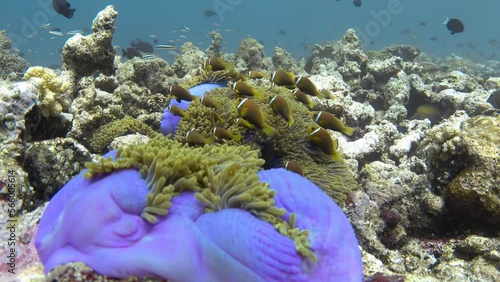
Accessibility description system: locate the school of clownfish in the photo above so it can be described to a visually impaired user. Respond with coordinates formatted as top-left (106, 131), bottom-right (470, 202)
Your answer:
top-left (167, 57), bottom-right (356, 175)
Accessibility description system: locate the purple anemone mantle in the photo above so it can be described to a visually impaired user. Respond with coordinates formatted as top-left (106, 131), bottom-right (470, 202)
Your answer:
top-left (160, 83), bottom-right (226, 136)
top-left (35, 163), bottom-right (363, 281)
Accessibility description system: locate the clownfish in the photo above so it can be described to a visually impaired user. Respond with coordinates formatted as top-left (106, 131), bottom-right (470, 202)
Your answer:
top-left (311, 111), bottom-right (355, 136)
top-left (269, 94), bottom-right (294, 127)
top-left (307, 125), bottom-right (343, 161)
top-left (236, 98), bottom-right (276, 136)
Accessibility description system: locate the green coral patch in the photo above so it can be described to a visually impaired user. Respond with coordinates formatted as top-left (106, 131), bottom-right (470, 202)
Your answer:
top-left (90, 116), bottom-right (159, 152)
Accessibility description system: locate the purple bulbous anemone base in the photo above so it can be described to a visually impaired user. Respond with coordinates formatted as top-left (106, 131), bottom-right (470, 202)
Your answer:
top-left (160, 82), bottom-right (227, 136)
top-left (35, 158), bottom-right (363, 281)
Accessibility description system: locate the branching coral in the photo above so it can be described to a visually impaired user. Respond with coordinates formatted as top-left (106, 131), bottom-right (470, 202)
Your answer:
top-left (23, 66), bottom-right (71, 117)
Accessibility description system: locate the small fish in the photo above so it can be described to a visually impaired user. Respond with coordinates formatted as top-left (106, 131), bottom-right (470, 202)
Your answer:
top-left (203, 57), bottom-right (234, 71)
top-left (200, 95), bottom-right (221, 109)
top-left (180, 35), bottom-right (187, 39)
top-left (183, 25), bottom-right (190, 31)
top-left (269, 95), bottom-right (294, 127)
top-left (295, 76), bottom-right (324, 98)
top-left (211, 111), bottom-right (225, 124)
top-left (156, 44), bottom-right (176, 50)
top-left (307, 125), bottom-right (342, 161)
top-left (168, 105), bottom-right (189, 118)
top-left (410, 104), bottom-right (442, 125)
top-left (353, 0), bottom-right (362, 7)
top-left (213, 127), bottom-right (242, 141)
top-left (122, 47), bottom-right (141, 59)
top-left (444, 17), bottom-right (464, 35)
top-left (247, 70), bottom-right (267, 79)
top-left (186, 128), bottom-right (213, 145)
top-left (66, 30), bottom-right (82, 35)
top-left (284, 160), bottom-right (303, 176)
top-left (232, 81), bottom-right (263, 98)
top-left (204, 9), bottom-right (217, 17)
top-left (40, 23), bottom-right (51, 29)
top-left (419, 62), bottom-right (448, 73)
top-left (48, 30), bottom-right (64, 36)
top-left (132, 40), bottom-right (154, 53)
top-left (52, 0), bottom-right (76, 19)
top-left (141, 54), bottom-right (158, 60)
top-left (311, 111), bottom-right (355, 136)
top-left (236, 117), bottom-right (255, 129)
top-left (292, 89), bottom-right (314, 109)
top-left (236, 98), bottom-right (276, 136)
top-left (149, 34), bottom-right (157, 39)
top-left (319, 88), bottom-right (335, 99)
top-left (170, 85), bottom-right (197, 102)
top-left (271, 69), bottom-right (296, 88)
top-left (487, 90), bottom-right (500, 109)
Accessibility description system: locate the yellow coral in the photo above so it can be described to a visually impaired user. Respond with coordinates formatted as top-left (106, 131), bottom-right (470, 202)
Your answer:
top-left (24, 66), bottom-right (71, 117)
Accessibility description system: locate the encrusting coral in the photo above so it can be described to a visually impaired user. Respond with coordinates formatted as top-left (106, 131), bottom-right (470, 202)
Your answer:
top-left (84, 135), bottom-right (316, 261)
top-left (23, 66), bottom-right (71, 117)
top-left (90, 116), bottom-right (159, 152)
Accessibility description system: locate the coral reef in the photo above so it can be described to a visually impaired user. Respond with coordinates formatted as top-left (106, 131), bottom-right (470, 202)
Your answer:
top-left (420, 114), bottom-right (500, 228)
top-left (172, 42), bottom-right (206, 78)
top-left (0, 31), bottom-right (30, 81)
top-left (24, 138), bottom-right (92, 203)
top-left (0, 81), bottom-right (38, 211)
top-left (3, 4), bottom-right (500, 280)
top-left (116, 58), bottom-right (176, 94)
top-left (62, 5), bottom-right (117, 78)
top-left (23, 66), bottom-right (71, 117)
top-left (236, 38), bottom-right (269, 71)
top-left (205, 30), bottom-right (222, 58)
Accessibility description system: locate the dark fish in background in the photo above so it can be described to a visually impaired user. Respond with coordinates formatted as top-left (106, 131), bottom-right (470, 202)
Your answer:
top-left (444, 18), bottom-right (464, 35)
top-left (429, 36), bottom-right (438, 41)
top-left (52, 0), bottom-right (76, 19)
top-left (410, 104), bottom-right (443, 125)
top-left (122, 47), bottom-right (141, 59)
top-left (52, 27), bottom-right (61, 32)
top-left (419, 61), bottom-right (449, 73)
top-left (204, 9), bottom-right (217, 17)
top-left (466, 42), bottom-right (476, 49)
top-left (131, 40), bottom-right (154, 53)
top-left (400, 28), bottom-right (411, 35)
top-left (487, 90), bottom-right (500, 109)
top-left (419, 21), bottom-right (427, 26)
top-left (353, 0), bottom-right (362, 7)
top-left (278, 29), bottom-right (286, 36)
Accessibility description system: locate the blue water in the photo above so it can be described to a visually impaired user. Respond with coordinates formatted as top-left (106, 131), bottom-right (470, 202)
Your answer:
top-left (0, 0), bottom-right (496, 66)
